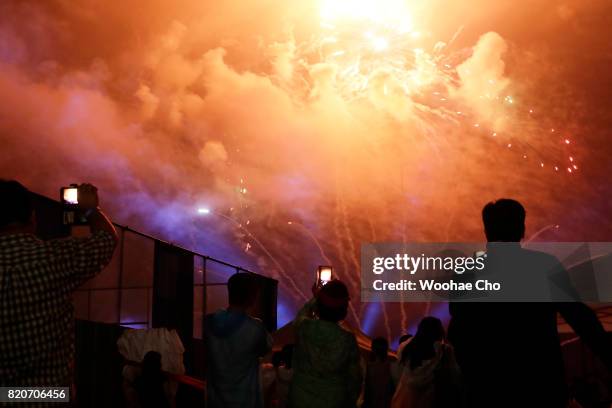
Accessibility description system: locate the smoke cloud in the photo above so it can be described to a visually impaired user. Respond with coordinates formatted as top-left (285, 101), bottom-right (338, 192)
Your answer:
top-left (454, 32), bottom-right (509, 130)
top-left (1, 0), bottom-right (611, 337)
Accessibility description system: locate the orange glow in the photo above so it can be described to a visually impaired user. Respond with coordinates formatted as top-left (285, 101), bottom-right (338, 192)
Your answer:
top-left (320, 0), bottom-right (414, 32)
top-left (0, 0), bottom-right (599, 339)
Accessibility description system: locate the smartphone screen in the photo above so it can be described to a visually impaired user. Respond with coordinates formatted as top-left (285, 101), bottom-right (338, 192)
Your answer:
top-left (62, 187), bottom-right (79, 205)
top-left (319, 266), bottom-right (332, 285)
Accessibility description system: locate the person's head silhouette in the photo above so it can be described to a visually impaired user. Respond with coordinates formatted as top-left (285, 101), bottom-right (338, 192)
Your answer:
top-left (401, 316), bottom-right (445, 368)
top-left (141, 350), bottom-right (163, 376)
top-left (227, 272), bottom-right (258, 309)
top-left (370, 337), bottom-right (389, 362)
top-left (482, 199), bottom-right (525, 242)
top-left (316, 279), bottom-right (350, 323)
top-left (0, 180), bottom-right (35, 234)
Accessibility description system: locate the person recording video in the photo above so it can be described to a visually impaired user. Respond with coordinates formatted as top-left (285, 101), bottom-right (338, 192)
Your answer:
top-left (288, 279), bottom-right (362, 408)
top-left (0, 180), bottom-right (118, 389)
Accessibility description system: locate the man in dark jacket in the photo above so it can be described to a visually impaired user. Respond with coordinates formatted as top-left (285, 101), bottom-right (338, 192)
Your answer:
top-left (448, 199), bottom-right (611, 408)
top-left (204, 273), bottom-right (272, 408)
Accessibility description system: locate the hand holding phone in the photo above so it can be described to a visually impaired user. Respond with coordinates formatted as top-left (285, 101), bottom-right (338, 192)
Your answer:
top-left (76, 183), bottom-right (99, 210)
top-left (61, 183), bottom-right (100, 226)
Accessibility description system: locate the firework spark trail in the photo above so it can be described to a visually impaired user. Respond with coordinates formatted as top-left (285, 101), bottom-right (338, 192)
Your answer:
top-left (396, 164), bottom-right (409, 334)
top-left (400, 302), bottom-right (408, 335)
top-left (347, 289), bottom-right (361, 327)
top-left (288, 221), bottom-right (333, 265)
top-left (375, 249), bottom-right (392, 341)
top-left (286, 219), bottom-right (361, 324)
top-left (525, 224), bottom-right (561, 243)
top-left (333, 181), bottom-right (352, 281)
top-left (364, 217), bottom-right (378, 320)
top-left (200, 205), bottom-right (310, 303)
top-left (382, 301), bottom-right (391, 342)
top-left (330, 223), bottom-right (361, 326)
top-left (272, 241), bottom-right (312, 302)
top-left (221, 213), bottom-right (309, 301)
top-left (365, 215), bottom-right (391, 339)
top-left (447, 26), bottom-right (465, 49)
top-left (443, 179), bottom-right (458, 241)
top-left (338, 209), bottom-right (363, 328)
top-left (502, 113), bottom-right (580, 174)
top-left (338, 192), bottom-right (369, 331)
top-left (330, 178), bottom-right (361, 327)
top-left (271, 252), bottom-right (312, 308)
top-left (339, 194), bottom-right (360, 293)
top-left (399, 209), bottom-right (408, 333)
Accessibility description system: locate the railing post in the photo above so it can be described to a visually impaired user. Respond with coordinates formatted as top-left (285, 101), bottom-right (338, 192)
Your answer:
top-left (202, 257), bottom-right (208, 318)
top-left (117, 227), bottom-right (125, 325)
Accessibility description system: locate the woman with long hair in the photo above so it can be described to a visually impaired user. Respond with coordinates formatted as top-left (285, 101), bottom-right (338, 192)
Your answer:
top-left (392, 317), bottom-right (463, 408)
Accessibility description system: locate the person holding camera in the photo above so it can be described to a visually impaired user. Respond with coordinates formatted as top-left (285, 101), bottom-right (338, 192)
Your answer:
top-left (0, 180), bottom-right (118, 388)
top-left (288, 280), bottom-right (362, 408)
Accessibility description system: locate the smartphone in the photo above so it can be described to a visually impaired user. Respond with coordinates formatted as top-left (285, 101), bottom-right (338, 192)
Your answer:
top-left (60, 184), bottom-right (87, 225)
top-left (317, 266), bottom-right (333, 286)
top-left (61, 185), bottom-right (79, 205)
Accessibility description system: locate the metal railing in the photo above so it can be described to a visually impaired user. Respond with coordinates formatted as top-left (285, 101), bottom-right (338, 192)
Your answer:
top-left (73, 222), bottom-right (258, 331)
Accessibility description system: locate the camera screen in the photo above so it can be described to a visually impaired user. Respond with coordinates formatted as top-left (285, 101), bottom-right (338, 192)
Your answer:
top-left (319, 267), bottom-right (332, 283)
top-left (63, 188), bottom-right (78, 205)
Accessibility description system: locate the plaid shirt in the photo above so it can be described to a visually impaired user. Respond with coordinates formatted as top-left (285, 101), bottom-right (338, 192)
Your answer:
top-left (0, 231), bottom-right (115, 392)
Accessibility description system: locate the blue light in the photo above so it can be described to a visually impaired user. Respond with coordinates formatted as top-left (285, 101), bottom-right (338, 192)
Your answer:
top-left (362, 302), bottom-right (381, 334)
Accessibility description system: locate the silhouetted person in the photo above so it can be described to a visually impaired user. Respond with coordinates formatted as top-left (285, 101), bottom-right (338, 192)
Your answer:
top-left (271, 345), bottom-right (294, 408)
top-left (289, 280), bottom-right (362, 408)
top-left (448, 199), bottom-right (612, 408)
top-left (364, 337), bottom-right (395, 408)
top-left (133, 351), bottom-right (171, 408)
top-left (204, 273), bottom-right (272, 408)
top-left (392, 317), bottom-right (461, 408)
top-left (0, 180), bottom-right (117, 387)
